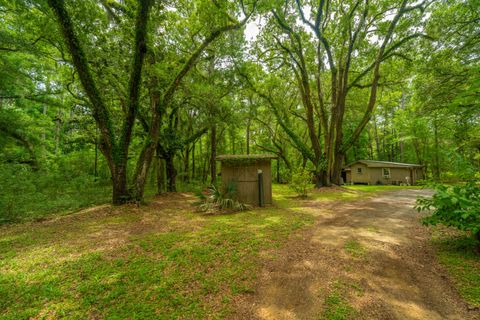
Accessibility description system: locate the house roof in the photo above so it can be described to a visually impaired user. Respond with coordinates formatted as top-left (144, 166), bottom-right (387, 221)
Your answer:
top-left (344, 160), bottom-right (423, 168)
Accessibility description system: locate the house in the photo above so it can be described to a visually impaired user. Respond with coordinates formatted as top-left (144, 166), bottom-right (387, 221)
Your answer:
top-left (343, 160), bottom-right (424, 185)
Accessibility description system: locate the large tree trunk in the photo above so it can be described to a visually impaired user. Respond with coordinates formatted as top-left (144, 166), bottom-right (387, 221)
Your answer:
top-left (314, 170), bottom-right (328, 188)
top-left (48, 0), bottom-right (152, 205)
top-left (331, 152), bottom-right (345, 185)
top-left (111, 163), bottom-right (129, 205)
top-left (131, 141), bottom-right (157, 200)
top-left (130, 84), bottom-right (162, 200)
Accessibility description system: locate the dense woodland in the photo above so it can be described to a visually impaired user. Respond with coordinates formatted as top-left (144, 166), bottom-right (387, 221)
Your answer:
top-left (1, 0), bottom-right (479, 219)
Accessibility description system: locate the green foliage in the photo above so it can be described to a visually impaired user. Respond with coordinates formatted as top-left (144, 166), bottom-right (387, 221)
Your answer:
top-left (289, 168), bottom-right (312, 198)
top-left (0, 155), bottom-right (111, 223)
top-left (197, 184), bottom-right (251, 213)
top-left (416, 181), bottom-right (480, 241)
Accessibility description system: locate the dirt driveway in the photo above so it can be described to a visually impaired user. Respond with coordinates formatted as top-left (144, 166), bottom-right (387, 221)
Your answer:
top-left (231, 189), bottom-right (479, 320)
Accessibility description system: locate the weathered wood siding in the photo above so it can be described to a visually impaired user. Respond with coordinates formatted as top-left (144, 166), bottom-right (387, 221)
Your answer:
top-left (220, 160), bottom-right (272, 205)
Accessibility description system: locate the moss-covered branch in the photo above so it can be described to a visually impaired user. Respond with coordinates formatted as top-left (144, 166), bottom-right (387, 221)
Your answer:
top-left (47, 0), bottom-right (115, 156)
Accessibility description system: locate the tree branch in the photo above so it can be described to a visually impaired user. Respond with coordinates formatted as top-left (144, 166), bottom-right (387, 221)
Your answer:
top-left (161, 3), bottom-right (255, 110)
top-left (47, 0), bottom-right (115, 154)
top-left (120, 0), bottom-right (152, 154)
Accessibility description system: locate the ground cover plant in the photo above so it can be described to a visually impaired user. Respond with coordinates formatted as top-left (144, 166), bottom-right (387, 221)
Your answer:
top-left (0, 186), bottom-right (317, 319)
top-left (196, 184), bottom-right (251, 214)
top-left (416, 181), bottom-right (480, 246)
top-left (0, 163), bottom-right (112, 224)
top-left (0, 184), bottom-right (413, 319)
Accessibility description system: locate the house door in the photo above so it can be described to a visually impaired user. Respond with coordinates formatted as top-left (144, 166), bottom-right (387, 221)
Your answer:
top-left (341, 170), bottom-right (347, 185)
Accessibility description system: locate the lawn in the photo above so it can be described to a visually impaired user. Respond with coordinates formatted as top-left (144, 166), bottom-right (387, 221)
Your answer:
top-left (0, 185), bottom-right (322, 319)
top-left (344, 184), bottom-right (423, 193)
top-left (2, 183), bottom-right (471, 319)
top-left (273, 183), bottom-right (422, 203)
top-left (430, 228), bottom-right (480, 307)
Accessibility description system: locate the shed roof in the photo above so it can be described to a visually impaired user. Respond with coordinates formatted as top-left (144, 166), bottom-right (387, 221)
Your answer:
top-left (345, 160), bottom-right (423, 168)
top-left (216, 154), bottom-right (277, 161)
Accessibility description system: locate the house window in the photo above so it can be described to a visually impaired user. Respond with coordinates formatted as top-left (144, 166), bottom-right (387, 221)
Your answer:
top-left (383, 168), bottom-right (391, 178)
top-left (357, 168), bottom-right (362, 174)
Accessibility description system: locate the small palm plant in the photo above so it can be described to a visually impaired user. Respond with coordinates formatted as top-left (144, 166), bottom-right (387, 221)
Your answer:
top-left (196, 184), bottom-right (251, 213)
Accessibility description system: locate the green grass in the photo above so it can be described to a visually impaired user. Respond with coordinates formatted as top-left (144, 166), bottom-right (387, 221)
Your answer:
top-left (273, 183), bottom-right (423, 205)
top-left (274, 184), bottom-right (361, 203)
top-left (431, 229), bottom-right (480, 307)
top-left (321, 281), bottom-right (358, 320)
top-left (322, 293), bottom-right (357, 320)
top-left (0, 180), bottom-right (432, 318)
top-left (344, 240), bottom-right (367, 258)
top-left (0, 188), bottom-right (316, 319)
top-left (344, 185), bottom-right (422, 193)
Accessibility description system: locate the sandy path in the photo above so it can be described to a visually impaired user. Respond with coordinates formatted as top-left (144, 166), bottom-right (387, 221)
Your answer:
top-left (231, 189), bottom-right (480, 320)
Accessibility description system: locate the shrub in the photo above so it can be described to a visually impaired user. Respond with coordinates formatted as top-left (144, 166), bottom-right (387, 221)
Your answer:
top-left (289, 168), bottom-right (312, 198)
top-left (196, 184), bottom-right (251, 214)
top-left (0, 162), bottom-right (111, 223)
top-left (416, 181), bottom-right (480, 245)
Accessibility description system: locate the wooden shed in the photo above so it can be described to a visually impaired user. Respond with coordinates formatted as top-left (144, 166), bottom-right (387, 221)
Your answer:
top-left (216, 154), bottom-right (276, 206)
top-left (343, 160), bottom-right (424, 185)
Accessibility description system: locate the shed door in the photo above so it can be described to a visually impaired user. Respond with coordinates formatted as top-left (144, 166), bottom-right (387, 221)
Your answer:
top-left (222, 165), bottom-right (259, 205)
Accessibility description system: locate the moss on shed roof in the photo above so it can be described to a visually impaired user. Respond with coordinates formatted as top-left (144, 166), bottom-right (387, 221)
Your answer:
top-left (216, 154), bottom-right (276, 160)
top-left (216, 154), bottom-right (277, 166)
